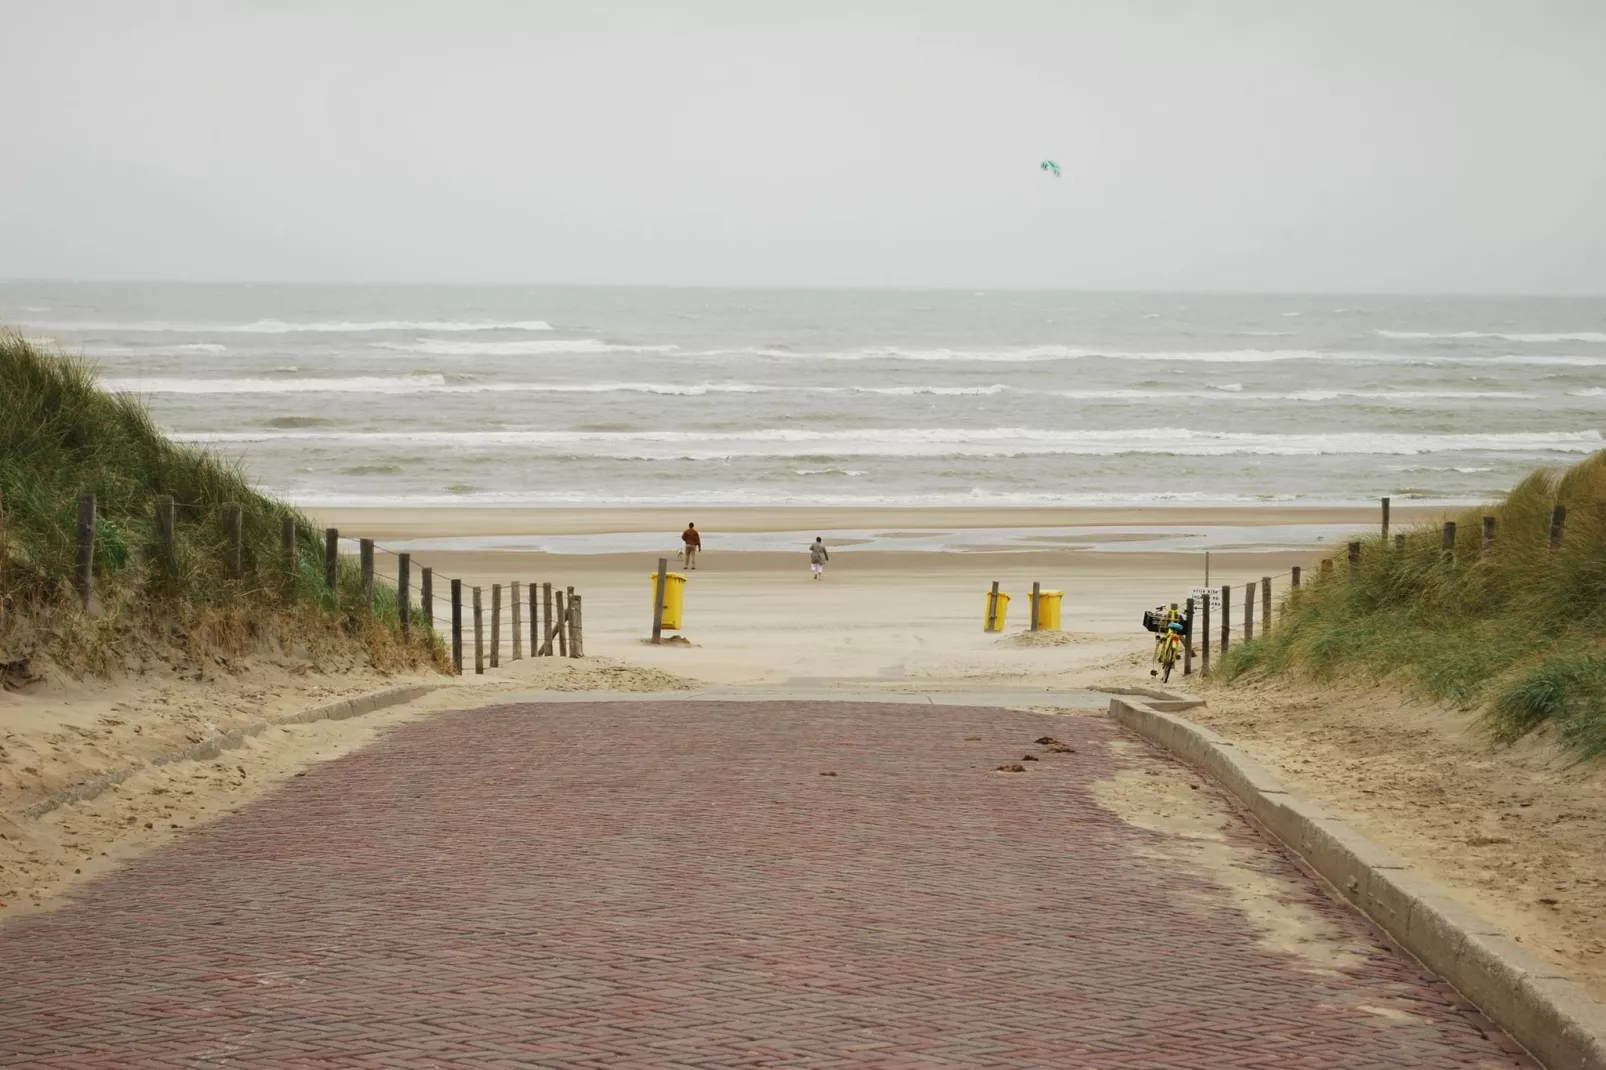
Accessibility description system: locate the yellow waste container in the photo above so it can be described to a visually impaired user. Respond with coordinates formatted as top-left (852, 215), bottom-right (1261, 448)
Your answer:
top-left (1030, 590), bottom-right (1063, 631)
top-left (652, 571), bottom-right (687, 630)
top-left (983, 590), bottom-right (1010, 632)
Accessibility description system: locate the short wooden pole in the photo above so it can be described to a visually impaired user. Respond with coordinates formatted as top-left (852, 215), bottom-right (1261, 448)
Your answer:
top-left (155, 495), bottom-right (177, 592)
top-left (652, 558), bottom-right (667, 644)
top-left (542, 582), bottom-right (554, 655)
top-left (529, 581), bottom-right (539, 657)
top-left (1030, 581), bottom-right (1040, 632)
top-left (398, 553), bottom-right (411, 641)
top-left (473, 586), bottom-right (484, 674)
top-left (1183, 597), bottom-right (1194, 676)
top-left (422, 567), bottom-right (434, 631)
top-left (1291, 565), bottom-right (1301, 588)
top-left (1260, 576), bottom-right (1271, 634)
top-left (570, 594), bottom-right (584, 658)
top-left (1321, 558), bottom-right (1334, 577)
top-left (450, 578), bottom-right (463, 674)
top-left (1481, 515), bottom-right (1496, 555)
top-left (554, 589), bottom-right (568, 657)
top-left (1244, 582), bottom-right (1255, 642)
top-left (565, 586), bottom-right (575, 656)
top-left (75, 494), bottom-right (96, 613)
top-left (1381, 496), bottom-right (1390, 541)
top-left (221, 503), bottom-right (243, 580)
top-left (359, 538), bottom-right (374, 609)
top-left (1395, 533), bottom-right (1405, 552)
top-left (281, 515), bottom-right (297, 590)
top-left (1219, 584), bottom-right (1230, 655)
top-left (510, 581), bottom-right (523, 661)
top-left (1550, 504), bottom-right (1567, 550)
top-left (324, 528), bottom-right (339, 592)
top-left (1200, 591), bottom-right (1211, 674)
top-left (1347, 541), bottom-right (1360, 570)
top-left (1442, 521), bottom-right (1457, 564)
top-left (987, 580), bottom-right (1000, 633)
top-left (490, 583), bottom-right (501, 668)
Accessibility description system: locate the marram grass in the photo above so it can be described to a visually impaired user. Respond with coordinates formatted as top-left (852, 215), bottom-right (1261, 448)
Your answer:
top-left (1215, 451), bottom-right (1606, 759)
top-left (0, 331), bottom-right (447, 675)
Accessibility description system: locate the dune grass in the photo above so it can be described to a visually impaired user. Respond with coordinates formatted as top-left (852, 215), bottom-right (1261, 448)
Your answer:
top-left (0, 332), bottom-right (448, 676)
top-left (1215, 451), bottom-right (1606, 760)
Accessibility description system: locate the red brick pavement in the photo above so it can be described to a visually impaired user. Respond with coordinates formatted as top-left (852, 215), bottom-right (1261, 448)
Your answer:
top-left (0, 700), bottom-right (1533, 1068)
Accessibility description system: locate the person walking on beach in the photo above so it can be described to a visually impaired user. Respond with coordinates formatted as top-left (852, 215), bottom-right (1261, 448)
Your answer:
top-left (809, 536), bottom-right (829, 580)
top-left (681, 522), bottom-right (701, 570)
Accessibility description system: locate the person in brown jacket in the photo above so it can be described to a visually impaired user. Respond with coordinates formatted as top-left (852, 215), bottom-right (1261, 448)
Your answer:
top-left (681, 523), bottom-right (701, 570)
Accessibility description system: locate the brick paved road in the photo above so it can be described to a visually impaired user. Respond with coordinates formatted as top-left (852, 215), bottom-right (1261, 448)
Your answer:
top-left (1, 701), bottom-right (1531, 1068)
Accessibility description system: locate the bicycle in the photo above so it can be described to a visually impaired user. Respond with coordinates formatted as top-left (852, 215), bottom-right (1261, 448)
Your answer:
top-left (1151, 622), bottom-right (1185, 684)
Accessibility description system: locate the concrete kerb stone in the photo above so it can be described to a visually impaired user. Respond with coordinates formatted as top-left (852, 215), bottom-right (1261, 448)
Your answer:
top-left (19, 683), bottom-right (439, 820)
top-left (1108, 694), bottom-right (1606, 1070)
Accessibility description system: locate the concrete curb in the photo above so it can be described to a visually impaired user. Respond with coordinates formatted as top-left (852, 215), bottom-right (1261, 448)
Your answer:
top-left (1109, 695), bottom-right (1606, 1070)
top-left (19, 683), bottom-right (439, 820)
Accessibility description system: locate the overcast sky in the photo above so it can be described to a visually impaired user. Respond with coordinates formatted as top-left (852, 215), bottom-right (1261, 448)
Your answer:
top-left (2, 1), bottom-right (1603, 292)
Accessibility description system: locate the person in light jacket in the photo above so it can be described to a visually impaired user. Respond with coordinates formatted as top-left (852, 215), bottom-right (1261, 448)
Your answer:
top-left (809, 537), bottom-right (829, 580)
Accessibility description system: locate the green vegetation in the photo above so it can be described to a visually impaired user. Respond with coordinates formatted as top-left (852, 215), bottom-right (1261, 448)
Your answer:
top-left (1216, 451), bottom-right (1606, 759)
top-left (0, 332), bottom-right (447, 677)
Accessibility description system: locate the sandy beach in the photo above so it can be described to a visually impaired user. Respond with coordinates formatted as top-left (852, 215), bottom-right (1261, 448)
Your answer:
top-left (307, 504), bottom-right (1390, 687)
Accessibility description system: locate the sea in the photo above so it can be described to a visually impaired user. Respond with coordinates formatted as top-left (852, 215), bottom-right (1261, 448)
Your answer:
top-left (5, 283), bottom-right (1604, 510)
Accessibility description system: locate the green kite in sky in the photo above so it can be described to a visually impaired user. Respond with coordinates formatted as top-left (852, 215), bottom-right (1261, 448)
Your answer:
top-left (1040, 160), bottom-right (1061, 178)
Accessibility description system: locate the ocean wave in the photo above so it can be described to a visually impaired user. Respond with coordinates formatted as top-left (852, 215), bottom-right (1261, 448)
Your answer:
top-left (1375, 329), bottom-right (1606, 343)
top-left (1569, 387), bottom-right (1606, 397)
top-left (692, 345), bottom-right (1602, 366)
top-left (173, 427), bottom-right (1604, 460)
top-left (794, 468), bottom-right (870, 477)
top-left (24, 318), bottom-right (553, 334)
top-left (103, 375), bottom-right (453, 395)
top-left (371, 338), bottom-right (676, 356)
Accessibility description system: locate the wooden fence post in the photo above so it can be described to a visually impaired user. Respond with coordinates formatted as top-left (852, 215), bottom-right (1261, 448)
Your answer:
top-left (1395, 533), bottom-right (1405, 552)
top-left (359, 538), bottom-right (374, 609)
top-left (75, 494), bottom-right (96, 613)
top-left (554, 589), bottom-right (568, 657)
top-left (1442, 521), bottom-right (1457, 565)
top-left (221, 503), bottom-right (242, 580)
top-left (542, 582), bottom-right (554, 655)
top-left (1200, 591), bottom-right (1211, 675)
top-left (1244, 582), bottom-right (1255, 642)
top-left (652, 558), bottom-right (667, 644)
top-left (1347, 542), bottom-right (1361, 570)
top-left (1260, 576), bottom-right (1271, 635)
top-left (281, 515), bottom-right (297, 591)
top-left (528, 581), bottom-right (539, 657)
top-left (155, 494), bottom-right (177, 592)
top-left (987, 580), bottom-right (1000, 633)
top-left (490, 583), bottom-right (501, 668)
top-left (1030, 581), bottom-right (1041, 632)
top-left (422, 567), bottom-right (433, 631)
top-left (1321, 558), bottom-right (1334, 577)
top-left (571, 594), bottom-right (584, 658)
top-left (1183, 597), bottom-right (1194, 676)
top-left (1381, 496), bottom-right (1390, 541)
top-left (1481, 516), bottom-right (1496, 555)
top-left (398, 553), bottom-right (411, 641)
top-left (510, 581), bottom-right (522, 661)
top-left (1291, 565), bottom-right (1301, 588)
top-left (324, 528), bottom-right (339, 593)
top-left (473, 586), bottom-right (484, 674)
top-left (451, 578), bottom-right (463, 674)
top-left (1219, 583), bottom-right (1230, 656)
top-left (1550, 504), bottom-right (1567, 550)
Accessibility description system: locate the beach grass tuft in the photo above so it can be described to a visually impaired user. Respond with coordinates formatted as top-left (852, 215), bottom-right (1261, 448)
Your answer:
top-left (0, 331), bottom-right (448, 675)
top-left (1215, 450), bottom-right (1606, 759)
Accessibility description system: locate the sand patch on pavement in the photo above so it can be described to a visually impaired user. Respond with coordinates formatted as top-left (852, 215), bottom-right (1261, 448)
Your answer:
top-left (1094, 762), bottom-right (1366, 972)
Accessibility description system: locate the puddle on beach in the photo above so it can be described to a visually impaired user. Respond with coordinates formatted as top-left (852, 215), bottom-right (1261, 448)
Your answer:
top-left (377, 523), bottom-right (1354, 556)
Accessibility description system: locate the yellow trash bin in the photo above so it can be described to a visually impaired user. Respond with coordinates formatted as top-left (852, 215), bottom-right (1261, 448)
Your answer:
top-left (652, 571), bottom-right (687, 630)
top-left (983, 590), bottom-right (1010, 632)
top-left (1030, 590), bottom-right (1063, 631)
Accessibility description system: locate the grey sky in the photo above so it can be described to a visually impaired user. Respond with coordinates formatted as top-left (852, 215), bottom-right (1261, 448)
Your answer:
top-left (3, 1), bottom-right (1603, 292)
